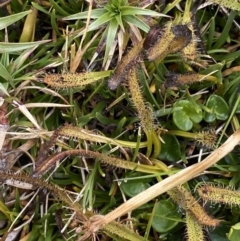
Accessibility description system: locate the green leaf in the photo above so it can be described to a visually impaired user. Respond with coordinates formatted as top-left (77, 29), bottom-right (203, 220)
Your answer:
top-left (87, 12), bottom-right (114, 32)
top-left (207, 17), bottom-right (215, 50)
top-left (0, 62), bottom-right (11, 81)
top-left (159, 135), bottom-right (181, 162)
top-left (173, 100), bottom-right (203, 131)
top-left (104, 18), bottom-right (118, 65)
top-left (121, 174), bottom-right (151, 197)
top-left (9, 47), bottom-right (38, 74)
top-left (51, 9), bottom-right (62, 37)
top-left (0, 200), bottom-right (11, 220)
top-left (123, 15), bottom-right (150, 32)
top-left (120, 0), bottom-right (128, 5)
top-left (152, 200), bottom-right (181, 233)
top-left (62, 9), bottom-right (106, 20)
top-left (213, 10), bottom-right (236, 49)
top-left (120, 6), bottom-right (162, 16)
top-left (31, 2), bottom-right (50, 15)
top-left (209, 225), bottom-right (231, 241)
top-left (49, 0), bottom-right (69, 16)
top-left (0, 40), bottom-right (50, 53)
top-left (0, 83), bottom-right (9, 96)
top-left (115, 14), bottom-right (125, 32)
top-left (0, 10), bottom-right (31, 31)
top-left (203, 95), bottom-right (229, 123)
top-left (95, 112), bottom-right (119, 125)
top-left (228, 223), bottom-right (240, 241)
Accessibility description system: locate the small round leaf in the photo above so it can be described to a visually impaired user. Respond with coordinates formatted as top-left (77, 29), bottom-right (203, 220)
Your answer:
top-left (203, 95), bottom-right (229, 123)
top-left (121, 174), bottom-right (151, 197)
top-left (159, 135), bottom-right (181, 162)
top-left (173, 100), bottom-right (202, 131)
top-left (152, 200), bottom-right (182, 233)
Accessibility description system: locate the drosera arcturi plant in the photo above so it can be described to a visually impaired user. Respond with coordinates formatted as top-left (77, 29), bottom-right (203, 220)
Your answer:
top-left (37, 12), bottom-right (230, 240)
top-left (170, 185), bottom-right (221, 227)
top-left (106, 22), bottom-right (197, 157)
top-left (107, 39), bottom-right (144, 90)
top-left (164, 72), bottom-right (218, 88)
top-left (41, 21), bottom-right (197, 158)
top-left (43, 71), bottom-right (112, 88)
top-left (154, 161), bottom-right (220, 239)
top-left (49, 124), bottom-right (149, 149)
top-left (127, 66), bottom-right (160, 157)
top-left (143, 22), bottom-right (193, 62)
top-left (32, 149), bottom-right (162, 179)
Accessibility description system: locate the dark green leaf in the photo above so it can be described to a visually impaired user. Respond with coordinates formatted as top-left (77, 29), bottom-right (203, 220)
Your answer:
top-left (0, 10), bottom-right (31, 30)
top-left (152, 200), bottom-right (181, 233)
top-left (173, 100), bottom-right (202, 131)
top-left (203, 95), bottom-right (229, 123)
top-left (159, 135), bottom-right (181, 162)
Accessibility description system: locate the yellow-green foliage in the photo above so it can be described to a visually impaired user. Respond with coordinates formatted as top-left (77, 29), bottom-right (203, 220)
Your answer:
top-left (33, 149), bottom-right (162, 178)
